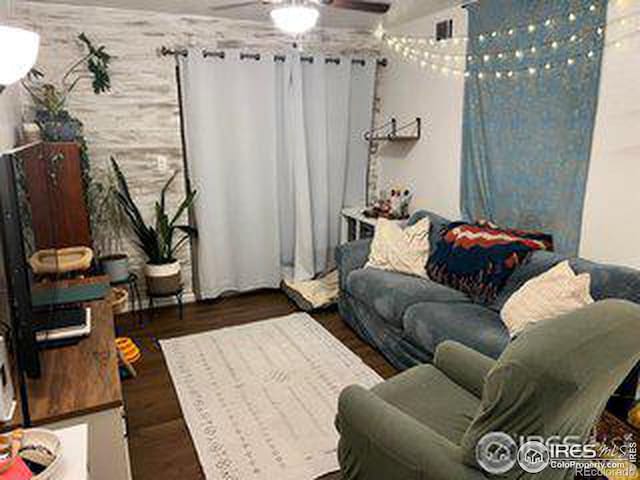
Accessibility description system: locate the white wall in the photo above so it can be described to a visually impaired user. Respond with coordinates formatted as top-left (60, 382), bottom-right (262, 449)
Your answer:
top-left (580, 0), bottom-right (640, 269)
top-left (375, 6), bottom-right (467, 221)
top-left (378, 3), bottom-right (640, 269)
top-left (0, 85), bottom-right (20, 151)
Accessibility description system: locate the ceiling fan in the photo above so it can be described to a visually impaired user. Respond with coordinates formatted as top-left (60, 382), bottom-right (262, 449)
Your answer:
top-left (210, 0), bottom-right (392, 35)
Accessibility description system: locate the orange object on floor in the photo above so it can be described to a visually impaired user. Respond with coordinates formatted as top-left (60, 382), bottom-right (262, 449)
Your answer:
top-left (116, 337), bottom-right (141, 364)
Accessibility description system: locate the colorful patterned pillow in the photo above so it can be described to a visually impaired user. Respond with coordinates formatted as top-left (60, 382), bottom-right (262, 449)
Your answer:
top-left (426, 221), bottom-right (553, 304)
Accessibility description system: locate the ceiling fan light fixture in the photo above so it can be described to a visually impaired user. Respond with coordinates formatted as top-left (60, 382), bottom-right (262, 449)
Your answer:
top-left (270, 4), bottom-right (319, 35)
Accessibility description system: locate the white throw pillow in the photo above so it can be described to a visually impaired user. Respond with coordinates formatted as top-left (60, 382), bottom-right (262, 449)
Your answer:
top-left (501, 260), bottom-right (594, 337)
top-left (366, 217), bottom-right (431, 278)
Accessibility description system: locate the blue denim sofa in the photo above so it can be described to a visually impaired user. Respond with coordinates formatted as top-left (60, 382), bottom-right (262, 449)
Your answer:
top-left (336, 210), bottom-right (640, 370)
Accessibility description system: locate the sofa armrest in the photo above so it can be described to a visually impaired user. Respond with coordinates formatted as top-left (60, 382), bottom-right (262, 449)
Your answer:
top-left (335, 239), bottom-right (372, 292)
top-left (434, 341), bottom-right (495, 398)
top-left (336, 385), bottom-right (484, 480)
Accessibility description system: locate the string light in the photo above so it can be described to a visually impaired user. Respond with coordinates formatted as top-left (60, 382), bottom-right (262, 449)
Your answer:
top-left (383, 12), bottom-right (640, 65)
top-left (382, 7), bottom-right (640, 81)
top-left (381, 2), bottom-right (640, 48)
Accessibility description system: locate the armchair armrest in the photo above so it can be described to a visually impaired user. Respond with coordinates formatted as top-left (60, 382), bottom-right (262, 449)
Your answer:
top-left (336, 385), bottom-right (484, 480)
top-left (335, 239), bottom-right (372, 291)
top-left (434, 341), bottom-right (496, 398)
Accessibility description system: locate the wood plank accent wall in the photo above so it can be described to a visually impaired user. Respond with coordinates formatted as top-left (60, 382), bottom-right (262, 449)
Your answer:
top-left (11, 1), bottom-right (379, 300)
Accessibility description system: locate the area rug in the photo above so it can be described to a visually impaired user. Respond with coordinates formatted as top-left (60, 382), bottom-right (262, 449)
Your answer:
top-left (160, 313), bottom-right (382, 480)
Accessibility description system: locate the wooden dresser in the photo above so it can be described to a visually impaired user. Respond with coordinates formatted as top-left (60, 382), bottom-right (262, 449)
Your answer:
top-left (5, 301), bottom-right (132, 480)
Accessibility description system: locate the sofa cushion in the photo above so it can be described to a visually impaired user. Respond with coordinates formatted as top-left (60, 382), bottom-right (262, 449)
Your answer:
top-left (371, 364), bottom-right (480, 444)
top-left (346, 268), bottom-right (471, 329)
top-left (406, 210), bottom-right (451, 253)
top-left (366, 217), bottom-right (431, 278)
top-left (492, 250), bottom-right (640, 312)
top-left (402, 302), bottom-right (510, 360)
top-left (501, 261), bottom-right (594, 337)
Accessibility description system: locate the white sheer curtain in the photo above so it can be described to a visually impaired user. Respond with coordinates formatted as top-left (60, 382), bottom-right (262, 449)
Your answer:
top-left (180, 50), bottom-right (376, 299)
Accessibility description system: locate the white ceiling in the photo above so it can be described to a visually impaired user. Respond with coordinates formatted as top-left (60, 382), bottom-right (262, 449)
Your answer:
top-left (21, 0), bottom-right (464, 30)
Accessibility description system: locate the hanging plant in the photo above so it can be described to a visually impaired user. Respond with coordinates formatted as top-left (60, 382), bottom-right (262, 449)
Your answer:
top-left (22, 32), bottom-right (112, 142)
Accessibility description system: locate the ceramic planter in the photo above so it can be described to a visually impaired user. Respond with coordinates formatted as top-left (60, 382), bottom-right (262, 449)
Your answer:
top-left (35, 109), bottom-right (83, 142)
top-left (100, 253), bottom-right (129, 283)
top-left (144, 260), bottom-right (182, 296)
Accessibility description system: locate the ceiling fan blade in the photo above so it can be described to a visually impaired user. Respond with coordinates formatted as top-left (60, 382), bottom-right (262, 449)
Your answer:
top-left (319, 0), bottom-right (391, 14)
top-left (209, 1), bottom-right (271, 12)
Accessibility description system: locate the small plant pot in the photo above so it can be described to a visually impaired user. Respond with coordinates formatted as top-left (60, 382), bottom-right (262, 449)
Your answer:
top-left (100, 254), bottom-right (129, 283)
top-left (144, 261), bottom-right (182, 296)
top-left (35, 109), bottom-right (83, 142)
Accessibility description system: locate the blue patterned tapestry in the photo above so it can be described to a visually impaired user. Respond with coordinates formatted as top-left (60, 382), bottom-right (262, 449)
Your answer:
top-left (460, 0), bottom-right (608, 255)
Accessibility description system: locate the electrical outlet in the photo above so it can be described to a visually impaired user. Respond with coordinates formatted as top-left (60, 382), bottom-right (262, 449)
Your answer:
top-left (155, 155), bottom-right (168, 173)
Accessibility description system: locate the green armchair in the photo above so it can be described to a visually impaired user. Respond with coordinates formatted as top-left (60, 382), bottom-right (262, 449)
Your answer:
top-left (336, 300), bottom-right (640, 480)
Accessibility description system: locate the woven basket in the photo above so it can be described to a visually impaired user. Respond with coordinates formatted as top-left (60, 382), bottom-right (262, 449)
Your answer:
top-left (110, 287), bottom-right (129, 315)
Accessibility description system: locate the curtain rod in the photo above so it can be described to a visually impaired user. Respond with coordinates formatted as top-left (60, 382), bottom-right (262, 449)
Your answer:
top-left (159, 46), bottom-right (387, 67)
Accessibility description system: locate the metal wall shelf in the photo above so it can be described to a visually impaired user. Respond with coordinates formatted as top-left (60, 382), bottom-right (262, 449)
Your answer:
top-left (364, 117), bottom-right (422, 142)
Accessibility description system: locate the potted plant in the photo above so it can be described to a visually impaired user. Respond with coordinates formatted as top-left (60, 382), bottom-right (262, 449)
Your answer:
top-left (22, 32), bottom-right (111, 142)
top-left (111, 158), bottom-right (197, 296)
top-left (88, 161), bottom-right (129, 283)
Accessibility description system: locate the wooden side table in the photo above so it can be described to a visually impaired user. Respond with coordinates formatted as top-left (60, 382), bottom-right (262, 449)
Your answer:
top-left (340, 207), bottom-right (408, 244)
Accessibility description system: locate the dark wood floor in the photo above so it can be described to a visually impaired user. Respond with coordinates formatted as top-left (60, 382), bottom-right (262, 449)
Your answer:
top-left (118, 290), bottom-right (397, 480)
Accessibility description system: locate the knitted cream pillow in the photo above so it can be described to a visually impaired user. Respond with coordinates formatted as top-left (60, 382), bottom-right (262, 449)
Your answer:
top-left (366, 217), bottom-right (431, 278)
top-left (501, 260), bottom-right (594, 337)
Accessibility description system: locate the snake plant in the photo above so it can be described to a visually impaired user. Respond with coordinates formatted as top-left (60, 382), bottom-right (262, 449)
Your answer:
top-left (111, 157), bottom-right (197, 265)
